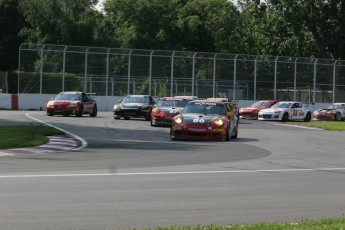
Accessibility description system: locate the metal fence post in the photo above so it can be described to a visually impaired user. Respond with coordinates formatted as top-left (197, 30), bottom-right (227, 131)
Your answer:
top-left (84, 47), bottom-right (89, 92)
top-left (192, 52), bottom-right (197, 96)
top-left (233, 54), bottom-right (238, 99)
top-left (254, 57), bottom-right (257, 101)
top-left (213, 54), bottom-right (218, 98)
top-left (313, 58), bottom-right (318, 103)
top-left (332, 60), bottom-right (337, 103)
top-left (62, 46), bottom-right (67, 92)
top-left (170, 51), bottom-right (175, 97)
top-left (149, 50), bottom-right (153, 95)
top-left (294, 58), bottom-right (298, 101)
top-left (40, 45), bottom-right (45, 94)
top-left (274, 56), bottom-right (278, 100)
top-left (106, 48), bottom-right (110, 96)
top-left (128, 49), bottom-right (133, 95)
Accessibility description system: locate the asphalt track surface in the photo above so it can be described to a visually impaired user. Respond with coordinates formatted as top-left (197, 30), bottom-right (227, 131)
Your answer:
top-left (1, 111), bottom-right (345, 230)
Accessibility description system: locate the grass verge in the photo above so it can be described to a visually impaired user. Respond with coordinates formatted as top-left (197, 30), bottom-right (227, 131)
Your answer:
top-left (158, 218), bottom-right (345, 229)
top-left (0, 125), bottom-right (64, 149)
top-left (287, 121), bottom-right (345, 131)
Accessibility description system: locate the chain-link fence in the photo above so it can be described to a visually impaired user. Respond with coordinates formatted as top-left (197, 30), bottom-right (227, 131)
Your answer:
top-left (0, 71), bottom-right (8, 94)
top-left (18, 43), bottom-right (345, 103)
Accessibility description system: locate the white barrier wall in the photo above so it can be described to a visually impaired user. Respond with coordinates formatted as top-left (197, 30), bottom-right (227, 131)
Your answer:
top-left (0, 94), bottom-right (12, 109)
top-left (0, 93), bottom-right (332, 112)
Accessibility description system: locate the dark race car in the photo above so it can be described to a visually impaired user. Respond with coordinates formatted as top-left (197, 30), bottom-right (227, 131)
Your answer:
top-left (239, 100), bottom-right (278, 119)
top-left (113, 95), bottom-right (156, 120)
top-left (170, 100), bottom-right (239, 141)
top-left (151, 96), bottom-right (197, 127)
top-left (45, 91), bottom-right (97, 117)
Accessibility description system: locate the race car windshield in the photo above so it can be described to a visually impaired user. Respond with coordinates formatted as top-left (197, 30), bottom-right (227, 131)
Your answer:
top-left (252, 101), bottom-right (271, 107)
top-left (54, 93), bottom-right (81, 100)
top-left (329, 104), bottom-right (341, 109)
top-left (158, 99), bottom-right (188, 107)
top-left (183, 103), bottom-right (226, 115)
top-left (271, 102), bottom-right (292, 109)
top-left (123, 96), bottom-right (149, 103)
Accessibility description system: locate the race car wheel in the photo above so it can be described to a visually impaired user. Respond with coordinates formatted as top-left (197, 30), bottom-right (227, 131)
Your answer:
top-left (90, 106), bottom-right (97, 117)
top-left (47, 111), bottom-right (54, 116)
top-left (232, 125), bottom-right (238, 139)
top-left (124, 116), bottom-right (130, 120)
top-left (114, 116), bottom-right (121, 120)
top-left (170, 128), bottom-right (176, 140)
top-left (334, 112), bottom-right (342, 121)
top-left (225, 125), bottom-right (231, 141)
top-left (282, 112), bottom-right (289, 122)
top-left (304, 112), bottom-right (311, 122)
top-left (76, 106), bottom-right (83, 117)
top-left (145, 113), bottom-right (151, 121)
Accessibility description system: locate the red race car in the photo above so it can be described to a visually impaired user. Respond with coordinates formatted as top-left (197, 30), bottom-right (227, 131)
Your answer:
top-left (239, 100), bottom-right (278, 119)
top-left (151, 96), bottom-right (197, 127)
top-left (46, 91), bottom-right (97, 117)
top-left (170, 100), bottom-right (239, 141)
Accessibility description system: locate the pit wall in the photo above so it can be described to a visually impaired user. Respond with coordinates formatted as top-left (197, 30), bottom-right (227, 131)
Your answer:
top-left (0, 93), bottom-right (335, 112)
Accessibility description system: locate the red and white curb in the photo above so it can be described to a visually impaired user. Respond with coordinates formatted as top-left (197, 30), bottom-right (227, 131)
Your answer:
top-left (0, 136), bottom-right (80, 156)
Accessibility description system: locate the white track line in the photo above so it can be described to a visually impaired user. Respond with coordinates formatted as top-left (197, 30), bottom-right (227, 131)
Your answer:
top-left (25, 113), bottom-right (87, 150)
top-left (1, 167), bottom-right (345, 178)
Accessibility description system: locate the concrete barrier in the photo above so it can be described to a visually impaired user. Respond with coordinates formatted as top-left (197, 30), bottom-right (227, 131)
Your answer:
top-left (0, 93), bottom-right (333, 112)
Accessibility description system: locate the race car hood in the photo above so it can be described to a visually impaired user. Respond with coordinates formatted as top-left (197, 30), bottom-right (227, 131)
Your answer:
top-left (181, 113), bottom-right (221, 124)
top-left (160, 107), bottom-right (184, 113)
top-left (240, 106), bottom-right (262, 111)
top-left (315, 108), bottom-right (335, 112)
top-left (260, 108), bottom-right (287, 113)
top-left (48, 100), bottom-right (79, 105)
top-left (121, 103), bottom-right (148, 108)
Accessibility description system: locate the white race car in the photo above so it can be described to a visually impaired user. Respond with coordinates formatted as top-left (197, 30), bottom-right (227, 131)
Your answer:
top-left (258, 101), bottom-right (312, 122)
top-left (312, 103), bottom-right (345, 121)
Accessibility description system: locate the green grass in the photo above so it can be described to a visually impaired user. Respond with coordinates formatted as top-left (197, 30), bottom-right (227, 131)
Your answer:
top-left (148, 218), bottom-right (345, 229)
top-left (287, 121), bottom-right (345, 131)
top-left (0, 125), bottom-right (64, 149)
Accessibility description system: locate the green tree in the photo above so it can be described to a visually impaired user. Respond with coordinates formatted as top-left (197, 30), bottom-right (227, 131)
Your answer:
top-left (104, 0), bottom-right (183, 50)
top-left (177, 0), bottom-right (239, 53)
top-left (18, 0), bottom-right (104, 45)
top-left (0, 0), bottom-right (26, 71)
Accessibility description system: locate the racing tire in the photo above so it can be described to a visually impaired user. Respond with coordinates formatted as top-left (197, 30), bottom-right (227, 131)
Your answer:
top-left (232, 125), bottom-right (238, 139)
top-left (90, 106), bottom-right (97, 117)
top-left (47, 111), bottom-right (54, 116)
top-left (304, 112), bottom-right (311, 122)
top-left (124, 116), bottom-right (130, 120)
top-left (145, 113), bottom-right (151, 121)
top-left (170, 128), bottom-right (176, 140)
top-left (114, 116), bottom-right (120, 120)
top-left (76, 106), bottom-right (83, 117)
top-left (282, 112), bottom-right (289, 122)
top-left (225, 125), bottom-right (231, 141)
top-left (150, 119), bottom-right (156, 126)
top-left (334, 112), bottom-right (342, 121)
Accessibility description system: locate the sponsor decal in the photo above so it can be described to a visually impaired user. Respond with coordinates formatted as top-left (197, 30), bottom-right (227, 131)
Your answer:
top-left (193, 118), bottom-right (205, 123)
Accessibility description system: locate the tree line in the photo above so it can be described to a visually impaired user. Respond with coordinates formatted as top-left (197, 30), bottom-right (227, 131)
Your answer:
top-left (1, 0), bottom-right (345, 72)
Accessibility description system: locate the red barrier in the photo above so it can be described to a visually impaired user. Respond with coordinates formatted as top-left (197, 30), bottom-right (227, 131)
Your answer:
top-left (11, 94), bottom-right (18, 110)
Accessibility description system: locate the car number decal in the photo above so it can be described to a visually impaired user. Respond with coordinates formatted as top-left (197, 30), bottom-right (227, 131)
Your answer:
top-left (193, 118), bottom-right (205, 123)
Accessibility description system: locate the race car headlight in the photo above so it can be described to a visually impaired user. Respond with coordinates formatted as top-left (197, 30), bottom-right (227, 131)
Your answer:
top-left (214, 119), bottom-right (224, 126)
top-left (114, 105), bottom-right (122, 111)
top-left (46, 102), bottom-right (54, 108)
top-left (174, 116), bottom-right (183, 124)
top-left (153, 108), bottom-right (161, 114)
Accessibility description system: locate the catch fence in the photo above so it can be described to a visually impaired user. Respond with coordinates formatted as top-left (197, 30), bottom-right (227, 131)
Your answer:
top-left (18, 43), bottom-right (345, 103)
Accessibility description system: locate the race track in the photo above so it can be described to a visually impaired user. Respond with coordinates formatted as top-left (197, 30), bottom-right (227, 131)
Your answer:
top-left (1, 111), bottom-right (345, 230)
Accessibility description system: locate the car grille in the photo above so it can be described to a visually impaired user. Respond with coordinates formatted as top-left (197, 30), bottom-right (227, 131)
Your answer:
top-left (186, 132), bottom-right (208, 137)
top-left (263, 114), bottom-right (272, 119)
